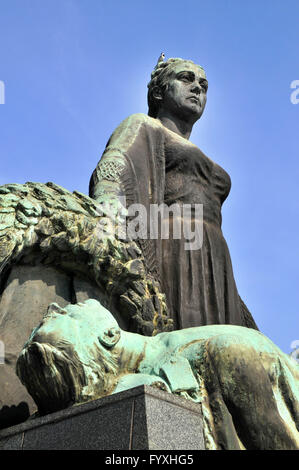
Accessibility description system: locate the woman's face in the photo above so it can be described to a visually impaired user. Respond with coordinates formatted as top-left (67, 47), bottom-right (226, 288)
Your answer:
top-left (161, 62), bottom-right (208, 123)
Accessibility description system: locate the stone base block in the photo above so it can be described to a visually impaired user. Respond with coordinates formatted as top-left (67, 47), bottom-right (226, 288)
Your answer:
top-left (0, 385), bottom-right (205, 450)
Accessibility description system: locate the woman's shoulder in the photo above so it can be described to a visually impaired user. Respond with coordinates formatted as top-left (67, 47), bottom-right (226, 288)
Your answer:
top-left (117, 113), bottom-right (162, 132)
top-left (104, 114), bottom-right (164, 154)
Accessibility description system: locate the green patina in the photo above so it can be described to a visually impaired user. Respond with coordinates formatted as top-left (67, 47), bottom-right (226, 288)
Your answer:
top-left (17, 299), bottom-right (299, 450)
top-left (0, 182), bottom-right (172, 336)
top-left (1, 55), bottom-right (298, 449)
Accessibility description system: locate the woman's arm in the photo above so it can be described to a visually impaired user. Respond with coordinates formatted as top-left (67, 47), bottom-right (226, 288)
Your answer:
top-left (89, 113), bottom-right (151, 204)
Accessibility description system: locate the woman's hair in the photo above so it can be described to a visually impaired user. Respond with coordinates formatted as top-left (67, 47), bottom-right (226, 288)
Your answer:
top-left (16, 341), bottom-right (87, 415)
top-left (147, 57), bottom-right (206, 118)
top-left (16, 337), bottom-right (120, 415)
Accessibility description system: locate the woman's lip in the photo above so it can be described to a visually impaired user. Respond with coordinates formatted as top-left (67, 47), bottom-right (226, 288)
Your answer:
top-left (188, 95), bottom-right (200, 103)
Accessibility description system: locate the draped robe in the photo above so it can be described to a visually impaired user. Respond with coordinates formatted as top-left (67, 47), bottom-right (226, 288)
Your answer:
top-left (89, 113), bottom-right (258, 330)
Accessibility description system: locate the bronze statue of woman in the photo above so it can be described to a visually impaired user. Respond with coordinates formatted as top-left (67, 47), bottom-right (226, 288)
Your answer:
top-left (89, 56), bottom-right (258, 330)
top-left (0, 55), bottom-right (258, 430)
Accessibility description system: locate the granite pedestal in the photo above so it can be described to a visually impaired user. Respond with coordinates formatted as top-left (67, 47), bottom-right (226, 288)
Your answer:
top-left (0, 385), bottom-right (205, 450)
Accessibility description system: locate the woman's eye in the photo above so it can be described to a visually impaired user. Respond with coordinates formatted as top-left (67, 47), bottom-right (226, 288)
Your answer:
top-left (200, 82), bottom-right (208, 92)
top-left (179, 74), bottom-right (191, 82)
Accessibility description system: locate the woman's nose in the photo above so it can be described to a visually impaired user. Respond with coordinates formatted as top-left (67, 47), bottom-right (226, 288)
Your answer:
top-left (190, 83), bottom-right (201, 94)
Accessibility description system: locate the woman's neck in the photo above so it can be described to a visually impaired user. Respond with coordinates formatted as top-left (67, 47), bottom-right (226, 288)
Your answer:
top-left (156, 109), bottom-right (194, 140)
top-left (118, 332), bottom-right (165, 373)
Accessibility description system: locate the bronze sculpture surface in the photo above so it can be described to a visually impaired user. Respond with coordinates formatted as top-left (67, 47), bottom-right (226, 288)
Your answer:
top-left (16, 299), bottom-right (299, 450)
top-left (90, 57), bottom-right (257, 330)
top-left (2, 56), bottom-right (295, 446)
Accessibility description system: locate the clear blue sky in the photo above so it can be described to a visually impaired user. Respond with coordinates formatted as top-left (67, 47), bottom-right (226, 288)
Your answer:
top-left (0, 0), bottom-right (298, 353)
